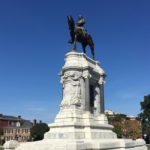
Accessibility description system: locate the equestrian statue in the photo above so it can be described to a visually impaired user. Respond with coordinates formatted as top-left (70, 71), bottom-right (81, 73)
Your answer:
top-left (67, 15), bottom-right (95, 59)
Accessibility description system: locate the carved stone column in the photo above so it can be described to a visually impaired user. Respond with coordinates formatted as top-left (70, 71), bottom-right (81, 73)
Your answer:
top-left (80, 77), bottom-right (85, 110)
top-left (99, 75), bottom-right (105, 114)
top-left (84, 73), bottom-right (90, 112)
top-left (94, 85), bottom-right (101, 114)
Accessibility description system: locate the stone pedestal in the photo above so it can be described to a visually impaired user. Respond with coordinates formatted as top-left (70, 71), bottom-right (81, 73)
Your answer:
top-left (9, 51), bottom-right (147, 150)
top-left (3, 140), bottom-right (19, 150)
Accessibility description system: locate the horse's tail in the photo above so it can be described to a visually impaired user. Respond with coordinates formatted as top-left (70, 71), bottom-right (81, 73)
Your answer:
top-left (88, 34), bottom-right (95, 59)
top-left (67, 16), bottom-right (75, 43)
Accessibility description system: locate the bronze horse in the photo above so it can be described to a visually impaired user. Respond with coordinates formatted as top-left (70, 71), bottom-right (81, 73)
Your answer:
top-left (67, 16), bottom-right (95, 59)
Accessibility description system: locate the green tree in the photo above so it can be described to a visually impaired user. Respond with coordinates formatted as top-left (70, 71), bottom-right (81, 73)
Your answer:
top-left (0, 128), bottom-right (3, 136)
top-left (30, 123), bottom-right (49, 141)
top-left (113, 125), bottom-right (123, 138)
top-left (107, 114), bottom-right (124, 138)
top-left (0, 127), bottom-right (4, 145)
top-left (138, 94), bottom-right (150, 136)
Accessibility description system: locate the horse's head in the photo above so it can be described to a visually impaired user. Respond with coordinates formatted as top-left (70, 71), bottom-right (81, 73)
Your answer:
top-left (67, 16), bottom-right (72, 20)
top-left (67, 16), bottom-right (75, 44)
top-left (67, 16), bottom-right (74, 27)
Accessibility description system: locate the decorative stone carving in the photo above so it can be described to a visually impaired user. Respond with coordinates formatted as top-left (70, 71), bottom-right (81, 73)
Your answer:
top-left (94, 85), bottom-right (100, 114)
top-left (60, 71), bottom-right (82, 108)
top-left (82, 70), bottom-right (91, 79)
top-left (99, 75), bottom-right (105, 85)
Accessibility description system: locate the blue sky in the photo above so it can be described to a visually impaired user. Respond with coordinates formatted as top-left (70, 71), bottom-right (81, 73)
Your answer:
top-left (0, 0), bottom-right (150, 123)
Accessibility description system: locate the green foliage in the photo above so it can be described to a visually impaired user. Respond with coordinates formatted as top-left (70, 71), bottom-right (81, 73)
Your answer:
top-left (0, 128), bottom-right (3, 136)
top-left (0, 128), bottom-right (4, 145)
top-left (108, 114), bottom-right (122, 123)
top-left (113, 125), bottom-right (123, 138)
top-left (138, 94), bottom-right (150, 134)
top-left (30, 123), bottom-right (49, 141)
top-left (107, 115), bottom-right (124, 138)
top-left (147, 145), bottom-right (150, 150)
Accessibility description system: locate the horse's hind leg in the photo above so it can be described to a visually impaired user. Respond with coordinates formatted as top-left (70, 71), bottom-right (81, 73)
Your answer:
top-left (83, 48), bottom-right (86, 53)
top-left (92, 49), bottom-right (95, 59)
top-left (73, 35), bottom-right (77, 50)
top-left (82, 43), bottom-right (86, 54)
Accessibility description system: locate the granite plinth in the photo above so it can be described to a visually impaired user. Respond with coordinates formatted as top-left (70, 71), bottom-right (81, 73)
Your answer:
top-left (15, 139), bottom-right (147, 150)
top-left (14, 108), bottom-right (147, 150)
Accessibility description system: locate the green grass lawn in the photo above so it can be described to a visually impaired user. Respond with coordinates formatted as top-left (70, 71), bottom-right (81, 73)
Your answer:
top-left (0, 147), bottom-right (3, 150)
top-left (147, 145), bottom-right (150, 150)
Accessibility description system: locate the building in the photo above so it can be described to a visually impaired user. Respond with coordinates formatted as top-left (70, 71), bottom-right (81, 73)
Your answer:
top-left (0, 114), bottom-right (21, 128)
top-left (3, 119), bottom-right (32, 142)
top-left (0, 114), bottom-right (33, 142)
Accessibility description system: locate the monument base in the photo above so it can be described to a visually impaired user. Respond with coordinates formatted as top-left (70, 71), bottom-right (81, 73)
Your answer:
top-left (13, 109), bottom-right (147, 150)
top-left (14, 139), bottom-right (147, 150)
top-left (14, 137), bottom-right (147, 150)
top-left (44, 108), bottom-right (116, 140)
